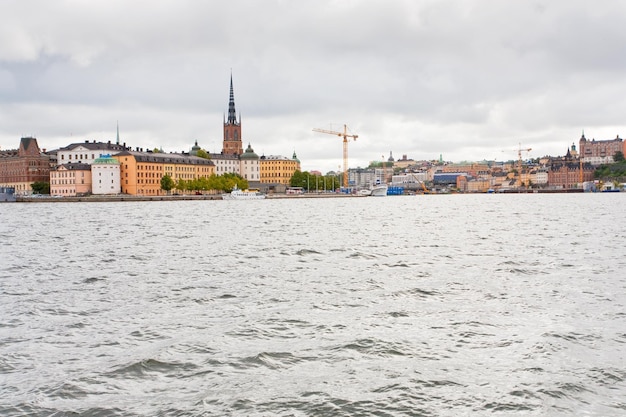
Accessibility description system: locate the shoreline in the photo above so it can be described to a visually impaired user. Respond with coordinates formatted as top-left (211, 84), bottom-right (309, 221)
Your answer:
top-left (10, 187), bottom-right (592, 203)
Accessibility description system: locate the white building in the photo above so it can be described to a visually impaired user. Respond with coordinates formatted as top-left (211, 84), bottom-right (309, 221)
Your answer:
top-left (239, 143), bottom-right (260, 181)
top-left (57, 140), bottom-right (127, 165)
top-left (91, 155), bottom-right (121, 195)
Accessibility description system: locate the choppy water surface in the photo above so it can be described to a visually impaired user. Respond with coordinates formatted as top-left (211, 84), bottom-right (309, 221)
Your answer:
top-left (1, 194), bottom-right (625, 416)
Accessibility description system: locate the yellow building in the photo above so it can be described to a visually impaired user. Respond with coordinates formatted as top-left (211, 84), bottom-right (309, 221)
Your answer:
top-left (259, 152), bottom-right (301, 185)
top-left (114, 151), bottom-right (215, 195)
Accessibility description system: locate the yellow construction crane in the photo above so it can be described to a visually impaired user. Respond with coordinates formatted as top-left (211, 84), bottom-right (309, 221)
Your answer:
top-left (312, 124), bottom-right (358, 188)
top-left (515, 143), bottom-right (532, 172)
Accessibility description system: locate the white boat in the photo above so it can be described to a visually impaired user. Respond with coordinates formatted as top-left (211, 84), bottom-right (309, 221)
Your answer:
top-left (222, 186), bottom-right (265, 200)
top-left (370, 183), bottom-right (388, 197)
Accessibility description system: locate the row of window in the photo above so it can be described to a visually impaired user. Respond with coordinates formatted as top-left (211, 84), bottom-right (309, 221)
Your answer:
top-left (60, 154), bottom-right (96, 160)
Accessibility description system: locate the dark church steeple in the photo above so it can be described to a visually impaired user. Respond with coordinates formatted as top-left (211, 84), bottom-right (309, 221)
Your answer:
top-left (222, 73), bottom-right (243, 155)
top-left (227, 74), bottom-right (238, 125)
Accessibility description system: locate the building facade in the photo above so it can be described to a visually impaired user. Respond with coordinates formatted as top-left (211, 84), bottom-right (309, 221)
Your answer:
top-left (56, 140), bottom-right (128, 165)
top-left (548, 160), bottom-right (595, 189)
top-left (50, 163), bottom-right (92, 196)
top-left (259, 152), bottom-right (301, 185)
top-left (239, 143), bottom-right (260, 181)
top-left (91, 155), bottom-right (121, 195)
top-left (0, 137), bottom-right (51, 194)
top-left (114, 151), bottom-right (215, 195)
top-left (579, 133), bottom-right (626, 165)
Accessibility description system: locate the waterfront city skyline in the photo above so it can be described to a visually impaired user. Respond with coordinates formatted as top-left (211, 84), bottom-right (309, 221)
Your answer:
top-left (1, 1), bottom-right (625, 173)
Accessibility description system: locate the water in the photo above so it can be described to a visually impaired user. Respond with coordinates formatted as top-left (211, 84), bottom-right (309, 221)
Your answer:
top-left (1, 194), bottom-right (625, 416)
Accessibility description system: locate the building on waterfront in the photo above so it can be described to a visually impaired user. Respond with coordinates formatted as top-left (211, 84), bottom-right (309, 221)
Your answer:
top-left (259, 152), bottom-right (301, 186)
top-left (50, 163), bottom-right (92, 196)
top-left (240, 143), bottom-right (260, 182)
top-left (113, 150), bottom-right (215, 195)
top-left (0, 137), bottom-right (51, 194)
top-left (548, 147), bottom-right (595, 189)
top-left (56, 140), bottom-right (128, 165)
top-left (91, 155), bottom-right (121, 195)
top-left (579, 132), bottom-right (626, 165)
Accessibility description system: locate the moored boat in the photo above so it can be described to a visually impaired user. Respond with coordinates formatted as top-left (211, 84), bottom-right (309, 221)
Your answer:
top-left (0, 186), bottom-right (16, 202)
top-left (370, 183), bottom-right (388, 197)
top-left (222, 186), bottom-right (265, 200)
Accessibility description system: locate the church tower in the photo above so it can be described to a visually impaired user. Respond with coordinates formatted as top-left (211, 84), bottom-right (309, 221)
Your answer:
top-left (222, 75), bottom-right (243, 155)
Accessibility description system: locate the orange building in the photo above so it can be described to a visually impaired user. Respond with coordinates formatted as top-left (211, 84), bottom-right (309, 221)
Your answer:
top-left (114, 151), bottom-right (215, 195)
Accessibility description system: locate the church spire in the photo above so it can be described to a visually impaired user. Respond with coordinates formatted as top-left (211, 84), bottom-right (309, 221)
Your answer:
top-left (227, 74), bottom-right (237, 124)
top-left (222, 73), bottom-right (243, 155)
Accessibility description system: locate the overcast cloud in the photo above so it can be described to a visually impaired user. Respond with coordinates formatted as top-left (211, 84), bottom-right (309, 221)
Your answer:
top-left (1, 0), bottom-right (625, 172)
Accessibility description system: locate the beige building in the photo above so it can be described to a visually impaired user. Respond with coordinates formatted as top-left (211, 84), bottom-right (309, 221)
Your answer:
top-left (50, 163), bottom-right (92, 196)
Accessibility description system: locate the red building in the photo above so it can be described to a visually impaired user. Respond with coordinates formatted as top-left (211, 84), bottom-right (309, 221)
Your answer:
top-left (0, 137), bottom-right (51, 194)
top-left (579, 132), bottom-right (626, 165)
top-left (548, 158), bottom-right (595, 189)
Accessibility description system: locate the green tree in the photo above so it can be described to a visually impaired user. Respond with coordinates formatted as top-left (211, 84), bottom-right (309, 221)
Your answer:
top-left (289, 170), bottom-right (306, 188)
top-left (176, 178), bottom-right (188, 193)
top-left (160, 174), bottom-right (174, 194)
top-left (196, 149), bottom-right (210, 159)
top-left (31, 181), bottom-right (50, 194)
top-left (614, 151), bottom-right (625, 163)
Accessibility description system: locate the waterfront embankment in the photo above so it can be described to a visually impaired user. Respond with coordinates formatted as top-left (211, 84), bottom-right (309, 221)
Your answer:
top-left (16, 192), bottom-right (355, 203)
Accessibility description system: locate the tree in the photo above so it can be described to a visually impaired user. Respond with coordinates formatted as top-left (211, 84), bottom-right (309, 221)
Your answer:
top-left (160, 174), bottom-right (174, 194)
top-left (31, 181), bottom-right (50, 194)
top-left (614, 151), bottom-right (625, 163)
top-left (196, 149), bottom-right (210, 159)
top-left (176, 178), bottom-right (188, 193)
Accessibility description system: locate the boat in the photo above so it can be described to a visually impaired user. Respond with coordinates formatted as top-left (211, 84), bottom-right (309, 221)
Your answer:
top-left (222, 186), bottom-right (265, 200)
top-left (370, 183), bottom-right (388, 197)
top-left (0, 186), bottom-right (16, 202)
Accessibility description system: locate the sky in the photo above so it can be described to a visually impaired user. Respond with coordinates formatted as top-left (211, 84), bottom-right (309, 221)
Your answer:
top-left (1, 0), bottom-right (626, 173)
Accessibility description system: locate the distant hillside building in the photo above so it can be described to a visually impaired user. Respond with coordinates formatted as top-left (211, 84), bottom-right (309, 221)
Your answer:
top-left (0, 137), bottom-right (50, 194)
top-left (579, 132), bottom-right (626, 165)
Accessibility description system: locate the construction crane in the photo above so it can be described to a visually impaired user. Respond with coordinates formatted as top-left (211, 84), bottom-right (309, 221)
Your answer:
top-left (501, 143), bottom-right (532, 187)
top-left (510, 143), bottom-right (532, 187)
top-left (312, 124), bottom-right (358, 188)
top-left (515, 143), bottom-right (532, 172)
